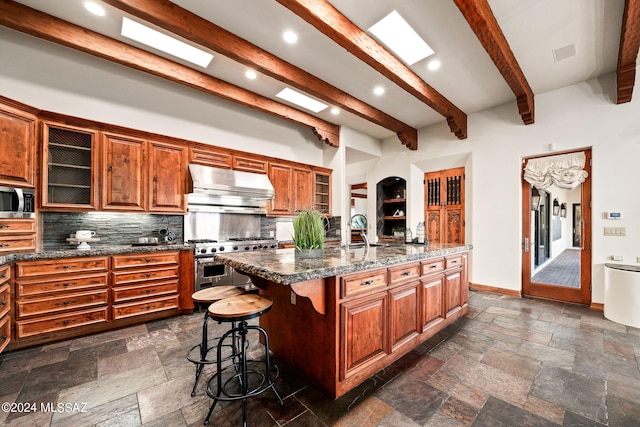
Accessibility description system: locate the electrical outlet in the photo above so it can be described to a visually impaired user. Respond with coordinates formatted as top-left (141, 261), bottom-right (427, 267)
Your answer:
top-left (290, 291), bottom-right (296, 305)
top-left (612, 255), bottom-right (623, 261)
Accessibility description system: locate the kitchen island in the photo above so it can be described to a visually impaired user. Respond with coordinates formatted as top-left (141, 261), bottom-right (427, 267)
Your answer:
top-left (215, 243), bottom-right (471, 397)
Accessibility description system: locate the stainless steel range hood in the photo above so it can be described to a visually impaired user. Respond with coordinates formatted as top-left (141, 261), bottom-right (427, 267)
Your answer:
top-left (187, 163), bottom-right (274, 214)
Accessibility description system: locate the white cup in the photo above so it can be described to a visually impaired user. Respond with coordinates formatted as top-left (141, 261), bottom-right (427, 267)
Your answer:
top-left (75, 230), bottom-right (96, 239)
top-left (138, 237), bottom-right (149, 243)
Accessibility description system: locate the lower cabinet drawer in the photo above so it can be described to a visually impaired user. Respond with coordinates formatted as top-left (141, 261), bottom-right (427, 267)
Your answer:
top-left (112, 252), bottom-right (180, 269)
top-left (0, 235), bottom-right (36, 253)
top-left (112, 295), bottom-right (180, 320)
top-left (0, 264), bottom-right (10, 284)
top-left (341, 270), bottom-right (387, 298)
top-left (0, 315), bottom-right (10, 353)
top-left (388, 263), bottom-right (421, 285)
top-left (112, 280), bottom-right (178, 303)
top-left (16, 257), bottom-right (108, 278)
top-left (112, 266), bottom-right (179, 286)
top-left (0, 284), bottom-right (10, 319)
top-left (16, 289), bottom-right (109, 319)
top-left (17, 273), bottom-right (109, 297)
top-left (16, 307), bottom-right (109, 339)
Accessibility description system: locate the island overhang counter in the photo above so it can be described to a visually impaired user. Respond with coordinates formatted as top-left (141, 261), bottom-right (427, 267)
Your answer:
top-left (214, 243), bottom-right (471, 398)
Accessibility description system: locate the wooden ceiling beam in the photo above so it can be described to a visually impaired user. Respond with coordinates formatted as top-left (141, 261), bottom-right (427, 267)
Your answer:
top-left (616, 0), bottom-right (640, 104)
top-left (101, 0), bottom-right (417, 150)
top-left (276, 0), bottom-right (468, 140)
top-left (453, 0), bottom-right (535, 125)
top-left (0, 0), bottom-right (340, 147)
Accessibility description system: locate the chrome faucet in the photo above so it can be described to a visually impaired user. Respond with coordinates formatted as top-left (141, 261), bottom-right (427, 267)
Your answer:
top-left (350, 214), bottom-right (369, 250)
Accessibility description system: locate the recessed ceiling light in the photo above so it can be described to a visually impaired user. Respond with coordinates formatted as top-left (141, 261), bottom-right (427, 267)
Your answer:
top-left (330, 107), bottom-right (340, 115)
top-left (84, 1), bottom-right (105, 16)
top-left (276, 88), bottom-right (327, 113)
top-left (121, 17), bottom-right (213, 68)
top-left (427, 59), bottom-right (441, 71)
top-left (373, 86), bottom-right (385, 96)
top-left (283, 30), bottom-right (298, 44)
top-left (368, 10), bottom-right (434, 66)
top-left (245, 70), bottom-right (257, 80)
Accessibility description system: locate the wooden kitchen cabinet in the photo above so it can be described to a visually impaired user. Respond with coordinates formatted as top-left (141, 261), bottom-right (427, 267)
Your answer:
top-left (340, 291), bottom-right (388, 380)
top-left (389, 280), bottom-right (421, 353)
top-left (444, 255), bottom-right (464, 317)
top-left (14, 256), bottom-right (110, 340)
top-left (0, 218), bottom-right (36, 255)
top-left (313, 170), bottom-right (331, 215)
top-left (293, 167), bottom-right (313, 212)
top-left (189, 146), bottom-right (232, 169)
top-left (101, 133), bottom-right (146, 211)
top-left (0, 100), bottom-right (36, 187)
top-left (148, 141), bottom-right (186, 213)
top-left (41, 121), bottom-right (99, 210)
top-left (0, 264), bottom-right (11, 354)
top-left (111, 251), bottom-right (180, 321)
top-left (233, 155), bottom-right (268, 174)
top-left (421, 258), bottom-right (445, 331)
top-left (268, 162), bottom-right (293, 216)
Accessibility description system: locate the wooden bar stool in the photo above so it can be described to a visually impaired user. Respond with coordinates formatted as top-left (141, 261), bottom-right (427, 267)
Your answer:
top-left (204, 294), bottom-right (283, 426)
top-left (186, 286), bottom-right (245, 397)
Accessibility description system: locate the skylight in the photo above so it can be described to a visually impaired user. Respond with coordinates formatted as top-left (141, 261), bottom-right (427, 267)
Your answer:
top-left (368, 10), bottom-right (434, 66)
top-left (120, 17), bottom-right (213, 68)
top-left (276, 88), bottom-right (328, 113)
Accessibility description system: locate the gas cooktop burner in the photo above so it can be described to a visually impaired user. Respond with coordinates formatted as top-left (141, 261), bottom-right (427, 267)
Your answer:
top-left (188, 239), bottom-right (218, 244)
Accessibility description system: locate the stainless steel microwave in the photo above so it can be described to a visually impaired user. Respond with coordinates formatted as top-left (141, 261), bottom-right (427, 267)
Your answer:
top-left (0, 186), bottom-right (35, 218)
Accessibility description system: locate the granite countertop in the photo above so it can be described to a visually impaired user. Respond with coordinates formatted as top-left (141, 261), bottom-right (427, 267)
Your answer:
top-left (0, 243), bottom-right (194, 265)
top-left (215, 243), bottom-right (472, 285)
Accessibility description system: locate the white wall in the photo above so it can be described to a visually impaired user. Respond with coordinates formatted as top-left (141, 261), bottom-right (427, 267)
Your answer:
top-left (0, 27), bottom-right (325, 166)
top-left (352, 73), bottom-right (640, 303)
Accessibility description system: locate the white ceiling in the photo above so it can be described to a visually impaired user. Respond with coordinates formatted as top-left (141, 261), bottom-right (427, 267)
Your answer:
top-left (12, 0), bottom-right (627, 142)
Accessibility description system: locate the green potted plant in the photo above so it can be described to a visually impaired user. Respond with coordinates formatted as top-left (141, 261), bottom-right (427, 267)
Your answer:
top-left (293, 207), bottom-right (325, 259)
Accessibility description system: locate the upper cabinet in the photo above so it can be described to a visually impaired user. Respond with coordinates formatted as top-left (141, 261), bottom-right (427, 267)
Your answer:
top-left (147, 141), bottom-right (186, 213)
top-left (189, 147), bottom-right (232, 169)
top-left (41, 122), bottom-right (99, 210)
top-left (233, 155), bottom-right (268, 174)
top-left (101, 133), bottom-right (146, 211)
top-left (0, 101), bottom-right (36, 187)
top-left (314, 170), bottom-right (331, 215)
top-left (293, 167), bottom-right (313, 212)
top-left (268, 163), bottom-right (293, 216)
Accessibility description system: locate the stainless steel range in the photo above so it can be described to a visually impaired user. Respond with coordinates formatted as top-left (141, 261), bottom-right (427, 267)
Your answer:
top-left (185, 163), bottom-right (278, 292)
top-left (191, 238), bottom-right (277, 292)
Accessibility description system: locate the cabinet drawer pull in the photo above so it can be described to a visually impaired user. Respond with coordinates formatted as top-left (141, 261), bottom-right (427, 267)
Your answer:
top-left (401, 271), bottom-right (410, 276)
top-left (57, 282), bottom-right (74, 287)
top-left (145, 305), bottom-right (154, 310)
top-left (0, 224), bottom-right (8, 229)
top-left (145, 289), bottom-right (152, 293)
top-left (0, 335), bottom-right (6, 341)
top-left (0, 274), bottom-right (5, 279)
top-left (55, 300), bottom-right (77, 307)
top-left (57, 319), bottom-right (75, 326)
top-left (0, 244), bottom-right (9, 248)
top-left (56, 265), bottom-right (75, 270)
top-left (144, 259), bottom-right (153, 263)
top-left (450, 259), bottom-right (459, 265)
top-left (145, 273), bottom-right (155, 278)
top-left (429, 265), bottom-right (437, 269)
top-left (360, 279), bottom-right (374, 287)
top-left (0, 301), bottom-right (5, 306)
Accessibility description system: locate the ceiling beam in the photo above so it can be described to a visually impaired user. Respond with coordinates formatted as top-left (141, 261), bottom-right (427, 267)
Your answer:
top-left (0, 0), bottom-right (340, 147)
top-left (276, 0), bottom-right (468, 140)
top-left (616, 0), bottom-right (640, 104)
top-left (453, 0), bottom-right (535, 125)
top-left (101, 0), bottom-right (418, 150)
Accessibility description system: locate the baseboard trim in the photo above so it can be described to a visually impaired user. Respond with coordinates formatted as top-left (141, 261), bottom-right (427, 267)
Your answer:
top-left (590, 302), bottom-right (604, 312)
top-left (469, 282), bottom-right (522, 297)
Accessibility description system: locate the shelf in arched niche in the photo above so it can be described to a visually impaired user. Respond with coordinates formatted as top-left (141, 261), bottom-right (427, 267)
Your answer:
top-left (376, 176), bottom-right (406, 242)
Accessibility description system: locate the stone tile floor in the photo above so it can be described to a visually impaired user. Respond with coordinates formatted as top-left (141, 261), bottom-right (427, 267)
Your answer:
top-left (1, 290), bottom-right (640, 426)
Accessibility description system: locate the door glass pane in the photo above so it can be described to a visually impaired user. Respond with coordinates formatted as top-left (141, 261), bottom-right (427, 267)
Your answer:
top-left (530, 184), bottom-right (581, 288)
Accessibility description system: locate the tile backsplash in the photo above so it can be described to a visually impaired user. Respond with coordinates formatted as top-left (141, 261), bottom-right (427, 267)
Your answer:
top-left (42, 212), bottom-right (184, 250)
